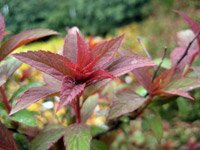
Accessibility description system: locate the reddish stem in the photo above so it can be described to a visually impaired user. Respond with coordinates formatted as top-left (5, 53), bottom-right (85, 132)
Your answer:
top-left (75, 97), bottom-right (81, 124)
top-left (0, 86), bottom-right (11, 113)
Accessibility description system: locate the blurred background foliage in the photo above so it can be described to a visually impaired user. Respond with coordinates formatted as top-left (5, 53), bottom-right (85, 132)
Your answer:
top-left (0, 0), bottom-right (151, 35)
top-left (1, 0), bottom-right (200, 149)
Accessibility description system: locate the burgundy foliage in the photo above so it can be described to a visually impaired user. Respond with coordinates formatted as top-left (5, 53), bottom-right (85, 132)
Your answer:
top-left (171, 11), bottom-right (200, 72)
top-left (12, 27), bottom-right (155, 114)
top-left (0, 123), bottom-right (18, 150)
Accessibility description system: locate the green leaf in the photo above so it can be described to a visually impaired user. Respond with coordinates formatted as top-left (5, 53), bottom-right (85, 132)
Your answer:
top-left (165, 78), bottom-right (200, 92)
top-left (91, 140), bottom-right (108, 150)
top-left (13, 133), bottom-right (29, 150)
top-left (90, 126), bottom-right (107, 137)
top-left (81, 94), bottom-right (98, 122)
top-left (30, 125), bottom-right (64, 150)
top-left (148, 114), bottom-right (163, 141)
top-left (108, 90), bottom-right (147, 120)
top-left (10, 81), bottom-right (42, 101)
top-left (10, 109), bottom-right (37, 127)
top-left (141, 118), bottom-right (149, 131)
top-left (64, 124), bottom-right (92, 150)
top-left (0, 57), bottom-right (22, 86)
top-left (177, 97), bottom-right (191, 117)
top-left (0, 102), bottom-right (8, 116)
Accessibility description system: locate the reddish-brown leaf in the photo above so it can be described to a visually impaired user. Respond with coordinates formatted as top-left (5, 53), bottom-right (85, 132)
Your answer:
top-left (43, 74), bottom-right (62, 88)
top-left (171, 47), bottom-right (198, 70)
top-left (170, 29), bottom-right (199, 71)
top-left (83, 79), bottom-right (111, 99)
top-left (151, 67), bottom-right (175, 93)
top-left (63, 27), bottom-right (79, 63)
top-left (13, 51), bottom-right (75, 81)
top-left (132, 67), bottom-right (153, 91)
top-left (0, 13), bottom-right (5, 42)
top-left (76, 32), bottom-right (91, 68)
top-left (0, 122), bottom-right (18, 150)
top-left (177, 11), bottom-right (200, 46)
top-left (177, 11), bottom-right (200, 36)
top-left (106, 55), bottom-right (155, 77)
top-left (86, 69), bottom-right (114, 84)
top-left (92, 35), bottom-right (124, 69)
top-left (108, 90), bottom-right (147, 120)
top-left (58, 77), bottom-right (85, 110)
top-left (0, 29), bottom-right (58, 61)
top-left (10, 85), bottom-right (59, 115)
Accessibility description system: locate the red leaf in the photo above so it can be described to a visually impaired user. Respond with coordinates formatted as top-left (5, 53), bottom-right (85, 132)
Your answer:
top-left (86, 69), bottom-right (114, 84)
top-left (13, 51), bottom-right (75, 81)
top-left (171, 47), bottom-right (198, 70)
top-left (58, 77), bottom-right (85, 110)
top-left (158, 90), bottom-right (194, 100)
top-left (177, 11), bottom-right (200, 45)
top-left (0, 122), bottom-right (18, 150)
top-left (92, 35), bottom-right (124, 69)
top-left (63, 27), bottom-right (79, 63)
top-left (0, 13), bottom-right (5, 42)
top-left (152, 67), bottom-right (175, 92)
top-left (108, 90), bottom-right (147, 120)
top-left (148, 67), bottom-right (175, 95)
top-left (83, 79), bottom-right (111, 98)
top-left (105, 55), bottom-right (155, 76)
top-left (132, 67), bottom-right (153, 91)
top-left (170, 29), bottom-right (199, 71)
top-left (0, 29), bottom-right (58, 61)
top-left (177, 11), bottom-right (200, 36)
top-left (43, 74), bottom-right (62, 88)
top-left (10, 85), bottom-right (60, 115)
top-left (77, 32), bottom-right (91, 68)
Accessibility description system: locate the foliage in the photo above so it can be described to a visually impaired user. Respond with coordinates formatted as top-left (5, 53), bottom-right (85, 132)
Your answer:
top-left (1, 0), bottom-right (151, 35)
top-left (0, 8), bottom-right (200, 150)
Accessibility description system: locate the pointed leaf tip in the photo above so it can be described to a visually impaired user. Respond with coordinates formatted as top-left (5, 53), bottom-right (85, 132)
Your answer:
top-left (92, 35), bottom-right (124, 69)
top-left (63, 27), bottom-right (81, 62)
top-left (0, 28), bottom-right (58, 61)
top-left (13, 50), bottom-right (74, 81)
top-left (10, 85), bottom-right (59, 115)
top-left (176, 11), bottom-right (200, 36)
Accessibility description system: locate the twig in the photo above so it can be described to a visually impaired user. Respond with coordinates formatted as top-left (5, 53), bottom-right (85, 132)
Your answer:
top-left (151, 47), bottom-right (167, 82)
top-left (137, 37), bottom-right (152, 60)
top-left (176, 31), bottom-right (200, 65)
